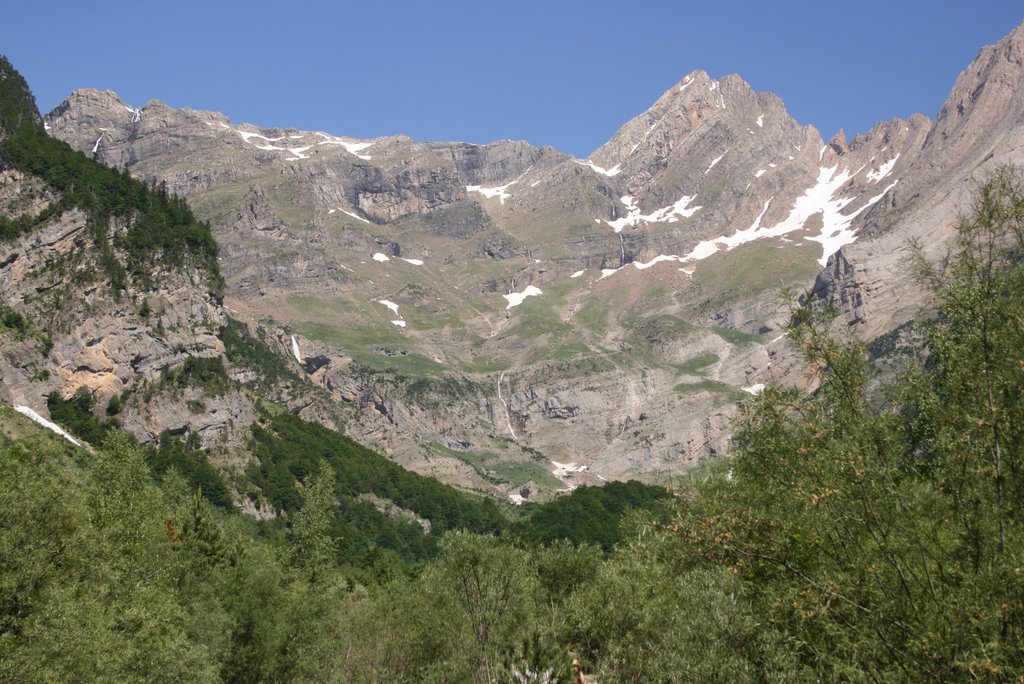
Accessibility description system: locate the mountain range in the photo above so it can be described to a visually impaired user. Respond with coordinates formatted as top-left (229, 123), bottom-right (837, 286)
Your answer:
top-left (6, 21), bottom-right (1024, 502)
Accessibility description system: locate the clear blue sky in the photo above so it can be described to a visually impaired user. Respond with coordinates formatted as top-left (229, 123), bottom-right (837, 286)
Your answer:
top-left (2, 1), bottom-right (1022, 158)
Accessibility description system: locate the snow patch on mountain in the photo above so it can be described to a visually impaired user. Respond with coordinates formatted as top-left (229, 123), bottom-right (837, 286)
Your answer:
top-left (662, 165), bottom-right (898, 267)
top-left (314, 133), bottom-right (373, 159)
top-left (467, 167), bottom-right (533, 205)
top-left (807, 179), bottom-right (898, 263)
top-left (605, 196), bottom-right (639, 233)
top-left (234, 129), bottom-right (282, 144)
top-left (226, 126), bottom-right (286, 150)
top-left (551, 460), bottom-right (587, 490)
top-left (866, 154), bottom-right (900, 183)
top-left (655, 195), bottom-right (702, 221)
top-left (222, 127), bottom-right (374, 160)
top-left (467, 182), bottom-right (515, 204)
top-left (14, 405), bottom-right (81, 446)
top-left (337, 209), bottom-right (367, 222)
top-left (599, 162), bottom-right (898, 277)
top-left (575, 159), bottom-right (622, 177)
top-left (372, 253), bottom-right (390, 262)
top-left (632, 254), bottom-right (680, 270)
top-left (605, 194), bottom-right (701, 232)
top-left (377, 300), bottom-right (406, 327)
top-left (708, 79), bottom-right (726, 108)
top-left (705, 151), bottom-right (726, 174)
top-left (291, 335), bottom-right (302, 363)
top-left (285, 146), bottom-right (312, 161)
top-left (504, 285), bottom-right (542, 309)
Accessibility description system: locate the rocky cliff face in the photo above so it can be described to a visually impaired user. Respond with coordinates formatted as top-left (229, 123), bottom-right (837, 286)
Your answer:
top-left (40, 21), bottom-right (1024, 495)
top-left (812, 22), bottom-right (1024, 338)
top-left (0, 169), bottom-right (238, 447)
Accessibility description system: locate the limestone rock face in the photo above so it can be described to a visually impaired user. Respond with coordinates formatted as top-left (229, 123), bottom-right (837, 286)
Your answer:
top-left (0, 168), bottom-right (244, 450)
top-left (814, 22), bottom-right (1024, 340)
top-left (38, 22), bottom-right (1024, 489)
top-left (233, 184), bottom-right (287, 237)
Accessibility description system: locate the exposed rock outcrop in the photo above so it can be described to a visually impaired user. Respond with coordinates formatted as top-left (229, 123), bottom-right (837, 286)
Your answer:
top-left (0, 168), bottom-right (244, 451)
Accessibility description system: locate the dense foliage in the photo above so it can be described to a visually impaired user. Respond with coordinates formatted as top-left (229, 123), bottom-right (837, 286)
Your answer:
top-left (512, 479), bottom-right (673, 551)
top-left (46, 389), bottom-right (234, 511)
top-left (162, 355), bottom-right (232, 395)
top-left (47, 388), bottom-right (117, 445)
top-left (147, 433), bottom-right (234, 511)
top-left (0, 428), bottom-right (337, 682)
top-left (221, 318), bottom-right (301, 390)
top-left (0, 55), bottom-right (41, 135)
top-left (657, 167), bottom-right (1024, 680)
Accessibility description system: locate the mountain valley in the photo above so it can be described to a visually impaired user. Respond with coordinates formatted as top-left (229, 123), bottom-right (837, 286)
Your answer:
top-left (30, 23), bottom-right (1024, 499)
top-left (4, 18), bottom-right (1024, 681)
top-left (0, 22), bottom-right (1022, 504)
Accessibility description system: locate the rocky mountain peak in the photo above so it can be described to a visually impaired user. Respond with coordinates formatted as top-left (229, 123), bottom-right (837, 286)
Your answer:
top-left (924, 20), bottom-right (1024, 163)
top-left (583, 67), bottom-right (819, 213)
top-left (997, 19), bottom-right (1024, 61)
top-left (586, 70), bottom-right (735, 171)
top-left (812, 21), bottom-right (1024, 338)
top-left (828, 129), bottom-right (848, 155)
top-left (47, 88), bottom-right (134, 126)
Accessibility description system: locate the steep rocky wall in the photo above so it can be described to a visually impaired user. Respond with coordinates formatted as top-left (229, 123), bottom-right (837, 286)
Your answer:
top-left (0, 169), bottom-right (246, 449)
top-left (815, 23), bottom-right (1024, 339)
